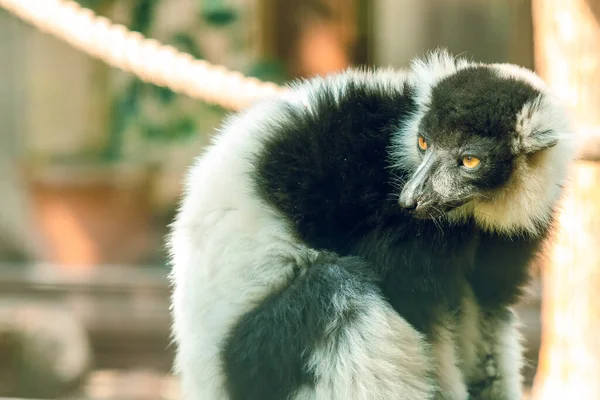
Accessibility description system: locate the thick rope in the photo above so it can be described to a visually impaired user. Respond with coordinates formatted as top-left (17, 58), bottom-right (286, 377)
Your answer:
top-left (0, 0), bottom-right (287, 111)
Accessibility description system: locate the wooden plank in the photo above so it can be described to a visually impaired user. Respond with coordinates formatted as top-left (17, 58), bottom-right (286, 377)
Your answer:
top-left (531, 0), bottom-right (600, 398)
top-left (0, 263), bottom-right (173, 373)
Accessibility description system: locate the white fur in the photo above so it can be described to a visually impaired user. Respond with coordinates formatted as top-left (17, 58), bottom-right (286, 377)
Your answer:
top-left (456, 288), bottom-right (484, 383)
top-left (284, 66), bottom-right (412, 110)
top-left (389, 105), bottom-right (422, 173)
top-left (492, 315), bottom-right (525, 400)
top-left (431, 322), bottom-right (469, 400)
top-left (489, 63), bottom-right (549, 93)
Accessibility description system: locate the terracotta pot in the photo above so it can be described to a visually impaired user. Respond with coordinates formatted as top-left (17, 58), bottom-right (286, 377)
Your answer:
top-left (23, 162), bottom-right (158, 269)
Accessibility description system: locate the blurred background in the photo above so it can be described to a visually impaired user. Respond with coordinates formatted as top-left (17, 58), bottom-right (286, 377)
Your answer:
top-left (0, 0), bottom-right (598, 399)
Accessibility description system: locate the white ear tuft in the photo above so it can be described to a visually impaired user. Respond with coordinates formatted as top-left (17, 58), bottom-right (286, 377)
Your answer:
top-left (410, 48), bottom-right (472, 106)
top-left (514, 94), bottom-right (574, 155)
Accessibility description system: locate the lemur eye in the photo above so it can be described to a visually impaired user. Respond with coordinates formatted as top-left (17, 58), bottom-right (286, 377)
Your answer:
top-left (462, 156), bottom-right (481, 169)
top-left (417, 136), bottom-right (428, 151)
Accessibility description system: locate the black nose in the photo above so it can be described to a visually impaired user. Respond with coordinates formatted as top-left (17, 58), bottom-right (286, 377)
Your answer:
top-left (398, 197), bottom-right (418, 210)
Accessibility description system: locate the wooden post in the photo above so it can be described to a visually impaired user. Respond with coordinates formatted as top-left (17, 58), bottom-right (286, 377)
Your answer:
top-left (531, 0), bottom-right (600, 399)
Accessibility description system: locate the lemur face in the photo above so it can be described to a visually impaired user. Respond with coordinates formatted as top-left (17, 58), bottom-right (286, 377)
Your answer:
top-left (397, 129), bottom-right (514, 219)
top-left (396, 60), bottom-right (571, 225)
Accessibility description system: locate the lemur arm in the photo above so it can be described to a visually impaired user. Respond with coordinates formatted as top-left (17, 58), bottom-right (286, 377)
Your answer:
top-left (466, 231), bottom-right (546, 400)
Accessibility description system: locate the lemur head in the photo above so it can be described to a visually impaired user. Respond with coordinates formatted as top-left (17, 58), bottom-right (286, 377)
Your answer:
top-left (391, 49), bottom-right (575, 236)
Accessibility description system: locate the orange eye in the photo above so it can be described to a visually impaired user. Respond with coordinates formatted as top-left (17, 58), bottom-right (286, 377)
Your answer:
top-left (418, 136), bottom-right (428, 151)
top-left (462, 156), bottom-right (481, 169)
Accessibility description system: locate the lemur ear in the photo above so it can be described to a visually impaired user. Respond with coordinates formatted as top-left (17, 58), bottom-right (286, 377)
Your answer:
top-left (516, 129), bottom-right (559, 154)
top-left (513, 95), bottom-right (564, 155)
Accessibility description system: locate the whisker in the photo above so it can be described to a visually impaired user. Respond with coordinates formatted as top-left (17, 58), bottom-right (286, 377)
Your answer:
top-left (454, 51), bottom-right (468, 59)
top-left (389, 181), bottom-right (403, 190)
top-left (386, 193), bottom-right (400, 202)
top-left (432, 216), bottom-right (444, 235)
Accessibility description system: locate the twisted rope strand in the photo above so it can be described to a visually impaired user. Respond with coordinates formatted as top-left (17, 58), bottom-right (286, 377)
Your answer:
top-left (0, 0), bottom-right (287, 111)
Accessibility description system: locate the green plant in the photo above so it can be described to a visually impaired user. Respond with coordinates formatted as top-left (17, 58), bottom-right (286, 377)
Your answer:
top-left (103, 0), bottom-right (227, 162)
top-left (70, 0), bottom-right (287, 164)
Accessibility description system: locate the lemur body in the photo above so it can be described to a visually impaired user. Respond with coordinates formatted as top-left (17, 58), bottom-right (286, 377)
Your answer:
top-left (169, 50), bottom-right (574, 400)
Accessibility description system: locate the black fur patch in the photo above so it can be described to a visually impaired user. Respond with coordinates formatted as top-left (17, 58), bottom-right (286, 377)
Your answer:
top-left (253, 78), bottom-right (417, 249)
top-left (221, 253), bottom-right (381, 400)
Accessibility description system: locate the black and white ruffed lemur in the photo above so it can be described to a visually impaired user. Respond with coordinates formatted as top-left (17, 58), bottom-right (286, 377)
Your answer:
top-left (169, 49), bottom-right (574, 400)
